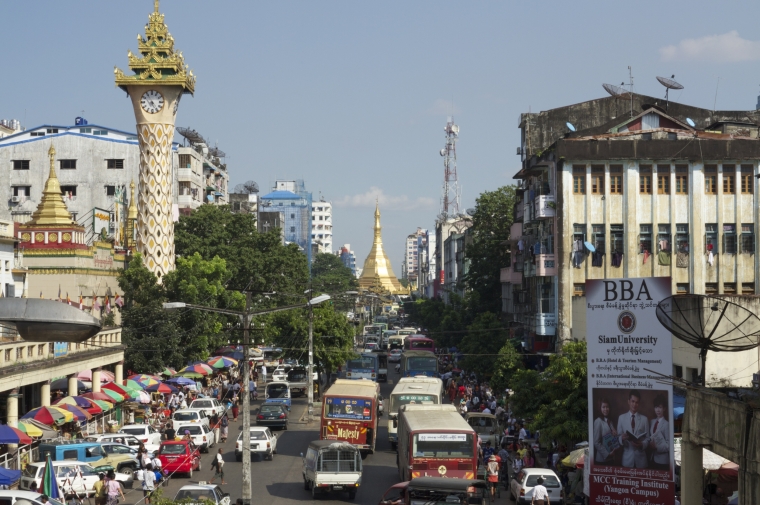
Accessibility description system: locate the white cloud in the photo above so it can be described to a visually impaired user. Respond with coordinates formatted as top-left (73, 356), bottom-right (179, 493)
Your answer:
top-left (660, 31), bottom-right (760, 62)
top-left (334, 186), bottom-right (436, 211)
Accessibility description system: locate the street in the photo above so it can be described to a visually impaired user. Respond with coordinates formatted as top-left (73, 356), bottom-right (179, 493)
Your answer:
top-left (136, 379), bottom-right (410, 505)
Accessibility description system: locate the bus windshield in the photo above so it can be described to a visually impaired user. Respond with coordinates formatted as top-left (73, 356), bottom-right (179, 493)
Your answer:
top-left (346, 357), bottom-right (376, 370)
top-left (412, 433), bottom-right (474, 458)
top-left (407, 356), bottom-right (438, 371)
top-left (390, 394), bottom-right (437, 413)
top-left (324, 397), bottom-right (373, 420)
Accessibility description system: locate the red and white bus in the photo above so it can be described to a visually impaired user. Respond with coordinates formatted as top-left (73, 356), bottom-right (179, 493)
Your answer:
top-left (397, 404), bottom-right (477, 481)
top-left (404, 336), bottom-right (435, 354)
top-left (321, 378), bottom-right (379, 453)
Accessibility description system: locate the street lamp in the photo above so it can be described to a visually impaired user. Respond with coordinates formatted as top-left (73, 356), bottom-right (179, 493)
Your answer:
top-left (307, 294), bottom-right (331, 421)
top-left (162, 297), bottom-right (314, 505)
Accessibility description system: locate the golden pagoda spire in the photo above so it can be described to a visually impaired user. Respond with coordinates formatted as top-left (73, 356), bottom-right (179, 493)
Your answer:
top-left (26, 145), bottom-right (76, 226)
top-left (128, 181), bottom-right (138, 220)
top-left (359, 203), bottom-right (403, 294)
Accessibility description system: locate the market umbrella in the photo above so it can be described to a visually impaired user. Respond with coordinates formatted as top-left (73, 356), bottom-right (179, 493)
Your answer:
top-left (175, 371), bottom-right (204, 379)
top-left (207, 356), bottom-right (238, 369)
top-left (55, 404), bottom-right (92, 422)
top-left (41, 453), bottom-right (62, 500)
top-left (561, 448), bottom-right (586, 468)
top-left (0, 467), bottom-right (21, 486)
top-left (145, 382), bottom-right (178, 394)
top-left (76, 370), bottom-right (115, 382)
top-left (122, 379), bottom-right (147, 390)
top-left (17, 421), bottom-right (44, 438)
top-left (166, 377), bottom-right (196, 386)
top-left (102, 382), bottom-right (132, 397)
top-left (21, 406), bottom-right (73, 426)
top-left (50, 378), bottom-right (87, 392)
top-left (52, 396), bottom-right (91, 408)
top-left (80, 391), bottom-right (115, 402)
top-left (0, 424), bottom-right (33, 444)
top-left (160, 367), bottom-right (176, 377)
top-left (178, 364), bottom-right (214, 376)
top-left (101, 389), bottom-right (125, 403)
top-left (128, 374), bottom-right (162, 386)
top-left (91, 400), bottom-right (113, 412)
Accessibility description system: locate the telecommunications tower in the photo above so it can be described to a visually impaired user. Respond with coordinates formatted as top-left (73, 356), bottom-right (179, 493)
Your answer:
top-left (439, 117), bottom-right (461, 219)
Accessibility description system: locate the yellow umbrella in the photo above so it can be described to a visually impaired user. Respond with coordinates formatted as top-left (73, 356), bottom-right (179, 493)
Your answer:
top-left (561, 448), bottom-right (586, 468)
top-left (17, 421), bottom-right (44, 437)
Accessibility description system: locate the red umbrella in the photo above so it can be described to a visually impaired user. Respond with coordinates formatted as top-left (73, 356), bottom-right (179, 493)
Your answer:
top-left (145, 383), bottom-right (178, 394)
top-left (0, 425), bottom-right (32, 445)
top-left (102, 382), bottom-right (131, 397)
top-left (80, 392), bottom-right (115, 402)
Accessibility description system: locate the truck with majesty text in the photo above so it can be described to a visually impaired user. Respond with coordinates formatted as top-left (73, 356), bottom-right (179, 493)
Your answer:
top-left (321, 379), bottom-right (380, 454)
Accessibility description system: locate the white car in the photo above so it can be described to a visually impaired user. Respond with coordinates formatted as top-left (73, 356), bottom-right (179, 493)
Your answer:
top-left (176, 422), bottom-right (216, 453)
top-left (86, 433), bottom-right (144, 450)
top-left (272, 365), bottom-right (292, 382)
top-left (388, 349), bottom-right (402, 363)
top-left (174, 484), bottom-right (231, 505)
top-left (189, 398), bottom-right (225, 418)
top-left (171, 409), bottom-right (210, 432)
top-left (20, 461), bottom-right (133, 496)
top-left (0, 490), bottom-right (66, 505)
top-left (119, 424), bottom-right (162, 451)
top-left (235, 427), bottom-right (277, 461)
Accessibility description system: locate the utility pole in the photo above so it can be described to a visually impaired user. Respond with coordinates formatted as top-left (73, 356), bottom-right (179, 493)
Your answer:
top-left (240, 291), bottom-right (252, 505)
top-left (308, 301), bottom-right (314, 421)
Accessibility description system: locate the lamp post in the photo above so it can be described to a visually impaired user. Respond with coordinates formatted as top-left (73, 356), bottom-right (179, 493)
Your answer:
top-left (307, 294), bottom-right (331, 421)
top-left (163, 297), bottom-right (318, 505)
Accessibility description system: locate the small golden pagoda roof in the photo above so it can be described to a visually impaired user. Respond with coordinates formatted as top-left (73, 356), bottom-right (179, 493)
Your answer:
top-left (23, 145), bottom-right (79, 227)
top-left (358, 203), bottom-right (404, 294)
top-left (114, 0), bottom-right (195, 93)
top-left (128, 181), bottom-right (138, 220)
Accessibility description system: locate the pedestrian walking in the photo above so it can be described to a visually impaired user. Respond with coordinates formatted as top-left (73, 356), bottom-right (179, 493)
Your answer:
top-left (530, 476), bottom-right (548, 505)
top-left (231, 394), bottom-right (239, 421)
top-left (104, 471), bottom-right (124, 505)
top-left (209, 448), bottom-right (227, 485)
top-left (220, 413), bottom-right (229, 442)
top-left (142, 463), bottom-right (156, 504)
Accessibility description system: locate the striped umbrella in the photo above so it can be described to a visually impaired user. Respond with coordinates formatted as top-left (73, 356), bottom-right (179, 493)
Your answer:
top-left (80, 391), bottom-right (115, 402)
top-left (0, 425), bottom-right (33, 444)
top-left (101, 389), bottom-right (125, 403)
top-left (52, 396), bottom-right (91, 408)
top-left (41, 453), bottom-right (62, 499)
top-left (91, 399), bottom-right (113, 412)
top-left (21, 406), bottom-right (73, 426)
top-left (160, 367), bottom-right (176, 377)
top-left (128, 374), bottom-right (162, 386)
top-left (102, 382), bottom-right (132, 397)
top-left (17, 421), bottom-right (44, 438)
top-left (207, 356), bottom-right (238, 369)
top-left (178, 364), bottom-right (214, 376)
top-left (76, 370), bottom-right (115, 382)
top-left (144, 382), bottom-right (178, 394)
top-left (122, 379), bottom-right (147, 390)
top-left (55, 404), bottom-right (92, 421)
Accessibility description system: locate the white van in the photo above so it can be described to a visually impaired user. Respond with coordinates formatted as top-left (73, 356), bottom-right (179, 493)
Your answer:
top-left (0, 490), bottom-right (66, 505)
top-left (172, 408), bottom-right (210, 432)
top-left (302, 440), bottom-right (362, 500)
top-left (20, 461), bottom-right (133, 496)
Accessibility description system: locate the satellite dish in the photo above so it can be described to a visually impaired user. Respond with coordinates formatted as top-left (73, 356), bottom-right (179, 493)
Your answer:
top-left (466, 208), bottom-right (476, 216)
top-left (234, 181), bottom-right (259, 194)
top-left (602, 83), bottom-right (630, 99)
top-left (440, 148), bottom-right (446, 157)
top-left (656, 295), bottom-right (760, 386)
top-left (656, 75), bottom-right (684, 110)
top-left (686, 118), bottom-right (696, 128)
top-left (566, 122), bottom-right (576, 132)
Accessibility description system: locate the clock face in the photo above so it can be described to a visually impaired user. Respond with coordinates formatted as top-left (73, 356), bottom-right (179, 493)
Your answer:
top-left (173, 93), bottom-right (182, 116)
top-left (140, 90), bottom-right (164, 114)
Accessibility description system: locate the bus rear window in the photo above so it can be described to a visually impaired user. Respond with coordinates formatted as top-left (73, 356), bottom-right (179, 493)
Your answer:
top-left (390, 394), bottom-right (437, 412)
top-left (407, 357), bottom-right (437, 370)
top-left (324, 397), bottom-right (373, 420)
top-left (410, 341), bottom-right (433, 349)
top-left (346, 358), bottom-right (375, 369)
top-left (412, 433), bottom-right (474, 458)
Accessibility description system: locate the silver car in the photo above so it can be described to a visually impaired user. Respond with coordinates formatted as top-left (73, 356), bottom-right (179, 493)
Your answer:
top-left (510, 468), bottom-right (563, 504)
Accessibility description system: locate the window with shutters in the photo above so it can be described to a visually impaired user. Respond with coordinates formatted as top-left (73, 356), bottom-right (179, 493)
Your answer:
top-left (741, 224), bottom-right (755, 254)
top-left (639, 224), bottom-right (652, 254)
top-left (675, 174), bottom-right (688, 194)
top-left (12, 160), bottom-right (29, 170)
top-left (723, 174), bottom-right (735, 194)
top-left (657, 175), bottom-right (670, 194)
top-left (723, 224), bottom-right (737, 254)
top-left (591, 174), bottom-right (604, 194)
top-left (705, 165), bottom-right (717, 194)
top-left (107, 159), bottom-right (124, 169)
top-left (705, 224), bottom-right (718, 253)
top-left (610, 225), bottom-right (624, 253)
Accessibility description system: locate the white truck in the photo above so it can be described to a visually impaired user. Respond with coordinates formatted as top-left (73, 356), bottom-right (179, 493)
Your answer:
top-left (302, 440), bottom-right (362, 500)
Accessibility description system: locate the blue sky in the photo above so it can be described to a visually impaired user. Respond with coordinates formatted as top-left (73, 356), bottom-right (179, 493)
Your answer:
top-left (2, 1), bottom-right (759, 271)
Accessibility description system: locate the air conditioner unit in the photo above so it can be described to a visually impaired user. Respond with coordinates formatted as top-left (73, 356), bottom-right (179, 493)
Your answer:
top-left (11, 196), bottom-right (20, 203)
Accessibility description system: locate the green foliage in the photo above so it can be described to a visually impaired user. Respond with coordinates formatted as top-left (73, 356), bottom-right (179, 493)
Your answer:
top-left (464, 185), bottom-right (516, 314)
top-left (511, 341), bottom-right (588, 445)
top-left (458, 312), bottom-right (508, 378)
top-left (311, 253), bottom-right (358, 297)
top-left (491, 339), bottom-right (522, 393)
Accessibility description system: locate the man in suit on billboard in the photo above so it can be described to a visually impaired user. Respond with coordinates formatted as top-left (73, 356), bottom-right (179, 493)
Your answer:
top-left (616, 389), bottom-right (649, 468)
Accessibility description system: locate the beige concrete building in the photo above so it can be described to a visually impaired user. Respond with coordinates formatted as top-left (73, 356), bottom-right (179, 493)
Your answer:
top-left (505, 93), bottom-right (760, 383)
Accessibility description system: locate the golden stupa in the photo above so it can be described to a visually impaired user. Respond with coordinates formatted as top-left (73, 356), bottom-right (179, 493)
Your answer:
top-left (358, 203), bottom-right (404, 294)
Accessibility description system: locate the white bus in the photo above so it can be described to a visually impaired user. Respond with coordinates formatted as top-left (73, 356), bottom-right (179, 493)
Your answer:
top-left (387, 377), bottom-right (443, 449)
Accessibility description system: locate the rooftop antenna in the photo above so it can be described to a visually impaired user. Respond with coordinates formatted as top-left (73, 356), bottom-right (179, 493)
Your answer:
top-left (603, 83), bottom-right (630, 117)
top-left (628, 66), bottom-right (634, 117)
top-left (656, 74), bottom-right (684, 111)
top-left (438, 117), bottom-right (461, 220)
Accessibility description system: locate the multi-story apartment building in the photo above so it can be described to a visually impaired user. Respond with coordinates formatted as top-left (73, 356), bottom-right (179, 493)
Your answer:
top-left (176, 127), bottom-right (229, 212)
top-left (417, 230), bottom-right (436, 298)
top-left (503, 91), bottom-right (760, 384)
top-left (442, 227), bottom-right (471, 303)
top-left (402, 228), bottom-right (427, 288)
top-left (435, 217), bottom-right (471, 302)
top-left (260, 180), bottom-right (313, 263)
top-left (312, 198), bottom-right (333, 254)
top-left (336, 244), bottom-right (357, 277)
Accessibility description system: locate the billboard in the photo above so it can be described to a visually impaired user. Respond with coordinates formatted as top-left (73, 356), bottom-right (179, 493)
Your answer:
top-left (93, 208), bottom-right (111, 239)
top-left (586, 277), bottom-right (675, 505)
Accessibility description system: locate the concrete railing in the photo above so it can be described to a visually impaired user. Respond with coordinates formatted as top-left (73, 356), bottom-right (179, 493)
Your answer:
top-left (0, 327), bottom-right (122, 369)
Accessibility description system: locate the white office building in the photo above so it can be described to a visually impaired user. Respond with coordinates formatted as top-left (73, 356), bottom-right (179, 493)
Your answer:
top-left (312, 198), bottom-right (333, 254)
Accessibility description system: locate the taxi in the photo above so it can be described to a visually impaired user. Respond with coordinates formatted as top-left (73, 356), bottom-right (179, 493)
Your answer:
top-left (157, 440), bottom-right (201, 478)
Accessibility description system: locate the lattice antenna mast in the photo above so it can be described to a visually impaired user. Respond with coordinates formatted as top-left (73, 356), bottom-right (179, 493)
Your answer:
top-left (439, 117), bottom-right (461, 217)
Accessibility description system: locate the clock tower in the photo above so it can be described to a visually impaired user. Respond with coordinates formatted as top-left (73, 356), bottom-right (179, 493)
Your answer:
top-left (114, 0), bottom-right (195, 280)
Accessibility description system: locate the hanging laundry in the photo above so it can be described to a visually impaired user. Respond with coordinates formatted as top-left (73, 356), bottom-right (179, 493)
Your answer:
top-left (708, 251), bottom-right (714, 266)
top-left (643, 250), bottom-right (650, 264)
top-left (659, 238), bottom-right (670, 252)
top-left (676, 252), bottom-right (689, 268)
top-left (592, 250), bottom-right (605, 267)
top-left (611, 252), bottom-right (623, 267)
top-left (658, 251), bottom-right (671, 266)
top-left (517, 239), bottom-right (524, 252)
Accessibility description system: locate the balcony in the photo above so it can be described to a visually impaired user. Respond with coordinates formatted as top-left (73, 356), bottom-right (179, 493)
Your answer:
top-left (0, 327), bottom-right (122, 369)
top-left (532, 313), bottom-right (556, 336)
top-left (178, 194), bottom-right (201, 209)
top-left (177, 168), bottom-right (196, 181)
top-left (535, 254), bottom-right (557, 276)
top-left (535, 194), bottom-right (555, 219)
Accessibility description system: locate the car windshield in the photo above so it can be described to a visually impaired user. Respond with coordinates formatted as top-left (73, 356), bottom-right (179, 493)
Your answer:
top-left (175, 490), bottom-right (217, 501)
top-left (409, 490), bottom-right (467, 505)
top-left (267, 385), bottom-right (288, 398)
top-left (260, 405), bottom-right (282, 413)
top-left (526, 475), bottom-right (561, 488)
top-left (192, 401), bottom-right (211, 408)
top-left (468, 417), bottom-right (495, 429)
top-left (160, 444), bottom-right (187, 455)
top-left (180, 426), bottom-right (203, 435)
top-left (23, 465), bottom-right (41, 478)
top-left (174, 412), bottom-right (199, 421)
top-left (241, 431), bottom-right (267, 440)
top-left (288, 370), bottom-right (307, 381)
top-left (120, 428), bottom-right (145, 436)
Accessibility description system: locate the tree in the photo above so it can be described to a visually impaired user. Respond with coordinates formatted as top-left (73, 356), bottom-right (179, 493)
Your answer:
top-left (491, 339), bottom-right (522, 393)
top-left (311, 253), bottom-right (358, 295)
top-left (464, 185), bottom-right (516, 314)
top-left (458, 312), bottom-right (509, 378)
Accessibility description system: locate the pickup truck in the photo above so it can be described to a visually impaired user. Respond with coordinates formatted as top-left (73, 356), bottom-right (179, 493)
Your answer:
top-left (286, 367), bottom-right (313, 397)
top-left (302, 440), bottom-right (362, 500)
